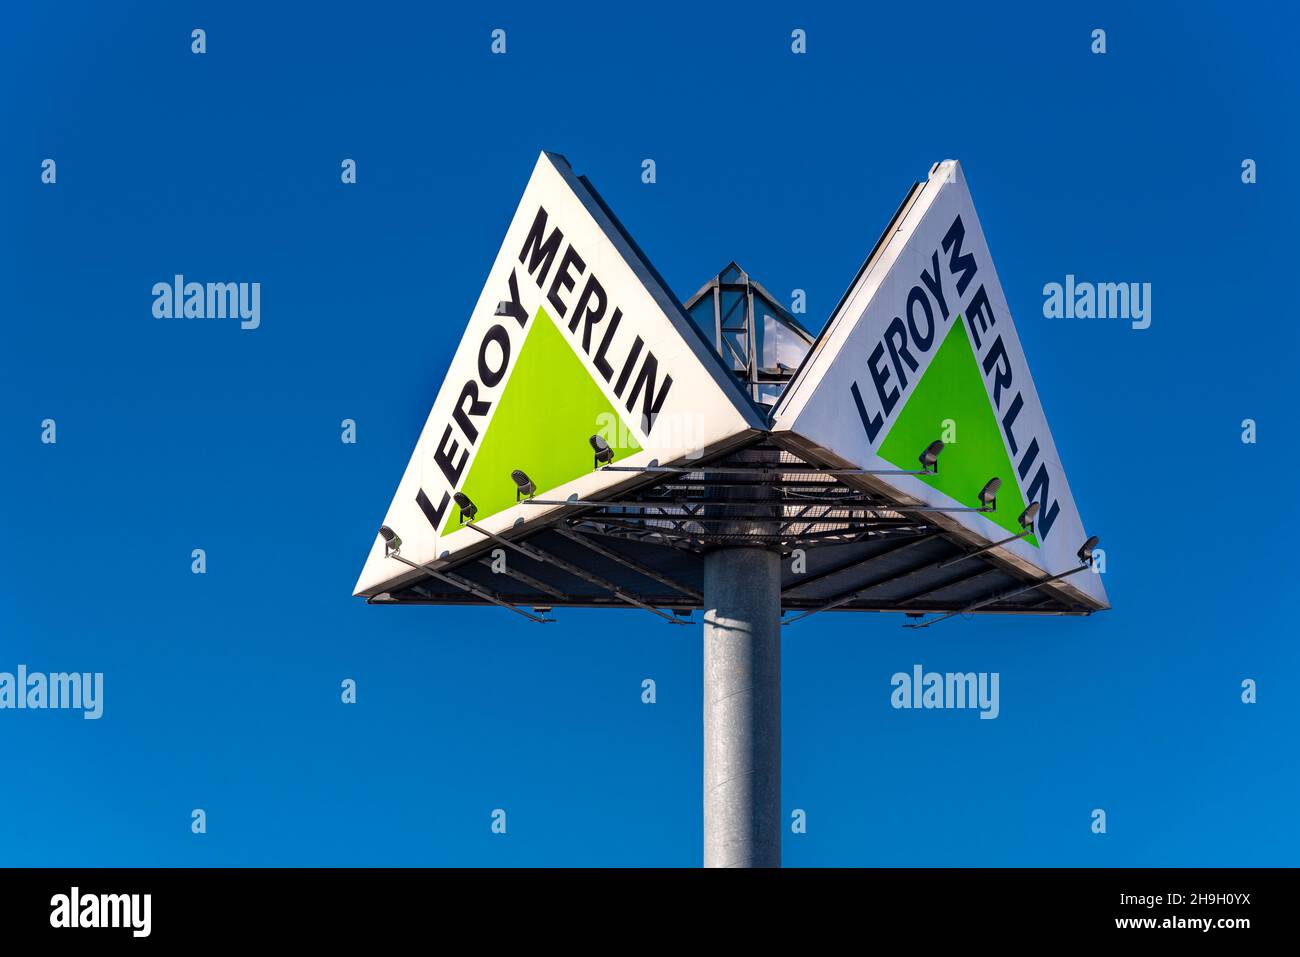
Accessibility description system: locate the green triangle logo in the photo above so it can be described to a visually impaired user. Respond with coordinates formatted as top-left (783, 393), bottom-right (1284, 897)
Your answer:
top-left (442, 306), bottom-right (642, 532)
top-left (877, 316), bottom-right (1036, 545)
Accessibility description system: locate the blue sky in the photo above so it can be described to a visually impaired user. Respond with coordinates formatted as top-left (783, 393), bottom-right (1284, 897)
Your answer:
top-left (1, 1), bottom-right (1296, 866)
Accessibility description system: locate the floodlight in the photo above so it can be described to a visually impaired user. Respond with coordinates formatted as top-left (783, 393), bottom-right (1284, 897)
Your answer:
top-left (512, 469), bottom-right (536, 501)
top-left (453, 491), bottom-right (477, 522)
top-left (978, 477), bottom-right (1001, 510)
top-left (378, 525), bottom-right (402, 555)
top-left (1078, 535), bottom-right (1100, 565)
top-left (918, 440), bottom-right (944, 472)
top-left (589, 433), bottom-right (614, 468)
top-left (1017, 502), bottom-right (1041, 529)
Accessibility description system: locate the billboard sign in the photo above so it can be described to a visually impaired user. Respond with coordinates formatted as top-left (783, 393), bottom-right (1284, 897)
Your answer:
top-left (773, 161), bottom-right (1108, 609)
top-left (354, 152), bottom-right (765, 597)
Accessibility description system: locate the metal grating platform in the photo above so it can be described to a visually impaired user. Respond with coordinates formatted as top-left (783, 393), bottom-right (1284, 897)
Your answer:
top-left (369, 437), bottom-right (1098, 622)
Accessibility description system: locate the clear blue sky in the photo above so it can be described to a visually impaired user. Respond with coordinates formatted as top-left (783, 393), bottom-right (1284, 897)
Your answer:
top-left (1, 1), bottom-right (1295, 866)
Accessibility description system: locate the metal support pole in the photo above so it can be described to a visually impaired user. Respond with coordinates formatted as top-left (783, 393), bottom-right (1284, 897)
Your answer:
top-left (702, 547), bottom-right (781, 868)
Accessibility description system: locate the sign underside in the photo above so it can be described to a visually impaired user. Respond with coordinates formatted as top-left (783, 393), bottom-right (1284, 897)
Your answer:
top-left (368, 436), bottom-right (1100, 617)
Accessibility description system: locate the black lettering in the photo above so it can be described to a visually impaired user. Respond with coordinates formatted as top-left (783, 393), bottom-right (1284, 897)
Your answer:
top-left (868, 341), bottom-right (900, 417)
top-left (625, 353), bottom-right (672, 433)
top-left (478, 324), bottom-right (511, 388)
top-left (434, 424), bottom-right (467, 486)
top-left (593, 308), bottom-right (622, 381)
top-left (519, 206), bottom-right (564, 288)
top-left (920, 249), bottom-right (949, 321)
top-left (453, 380), bottom-right (490, 444)
top-left (498, 270), bottom-right (529, 328)
top-left (963, 287), bottom-right (995, 352)
top-left (614, 335), bottom-right (644, 398)
top-left (1024, 463), bottom-right (1061, 540)
top-left (1000, 392), bottom-right (1024, 457)
top-left (942, 214), bottom-right (978, 296)
top-left (546, 246), bottom-right (585, 318)
top-left (569, 274), bottom-right (607, 352)
top-left (851, 380), bottom-right (884, 443)
top-left (416, 488), bottom-right (450, 531)
top-left (981, 334), bottom-right (1012, 409)
top-left (905, 285), bottom-right (935, 352)
top-left (884, 316), bottom-right (918, 390)
top-left (1016, 437), bottom-right (1039, 480)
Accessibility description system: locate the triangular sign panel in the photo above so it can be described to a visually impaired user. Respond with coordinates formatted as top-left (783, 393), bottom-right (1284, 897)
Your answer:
top-left (355, 152), bottom-right (765, 597)
top-left (773, 160), bottom-right (1108, 610)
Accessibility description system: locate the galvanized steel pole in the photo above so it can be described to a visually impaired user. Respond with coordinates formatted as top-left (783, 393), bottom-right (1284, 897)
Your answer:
top-left (702, 547), bottom-right (781, 867)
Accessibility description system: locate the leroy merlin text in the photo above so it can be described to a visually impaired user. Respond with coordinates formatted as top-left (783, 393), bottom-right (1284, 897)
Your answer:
top-left (849, 215), bottom-right (1062, 541)
top-left (415, 206), bottom-right (673, 532)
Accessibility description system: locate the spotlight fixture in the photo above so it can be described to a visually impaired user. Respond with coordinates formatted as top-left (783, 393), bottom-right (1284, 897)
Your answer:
top-left (909, 532), bottom-right (1107, 630)
top-left (589, 434), bottom-right (614, 468)
top-left (511, 469), bottom-right (536, 501)
top-left (918, 440), bottom-right (944, 472)
top-left (978, 477), bottom-right (1002, 510)
top-left (378, 525), bottom-right (402, 555)
top-left (935, 501), bottom-right (1041, 570)
top-left (453, 491), bottom-right (477, 523)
